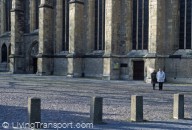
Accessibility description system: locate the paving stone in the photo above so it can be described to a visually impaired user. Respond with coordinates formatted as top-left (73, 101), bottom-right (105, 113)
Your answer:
top-left (0, 73), bottom-right (191, 130)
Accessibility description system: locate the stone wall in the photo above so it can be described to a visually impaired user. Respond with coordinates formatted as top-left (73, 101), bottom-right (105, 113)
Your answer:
top-left (84, 0), bottom-right (95, 53)
top-left (166, 58), bottom-right (192, 83)
top-left (0, 0), bottom-right (5, 35)
top-left (0, 0), bottom-right (192, 83)
top-left (54, 58), bottom-right (68, 75)
top-left (84, 58), bottom-right (103, 78)
top-left (55, 0), bottom-right (64, 53)
top-left (163, 0), bottom-right (179, 54)
top-left (119, 58), bottom-right (129, 80)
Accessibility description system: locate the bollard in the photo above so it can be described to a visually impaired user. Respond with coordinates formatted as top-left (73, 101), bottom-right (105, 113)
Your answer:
top-left (131, 95), bottom-right (143, 122)
top-left (28, 97), bottom-right (41, 129)
top-left (90, 97), bottom-right (103, 124)
top-left (173, 94), bottom-right (184, 119)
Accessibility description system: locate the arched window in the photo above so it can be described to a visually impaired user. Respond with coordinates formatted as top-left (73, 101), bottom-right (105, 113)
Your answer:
top-left (35, 0), bottom-right (40, 29)
top-left (5, 0), bottom-right (12, 32)
top-left (24, 0), bottom-right (30, 33)
top-left (179, 0), bottom-right (192, 49)
top-left (62, 0), bottom-right (69, 51)
top-left (2, 44), bottom-right (8, 62)
top-left (94, 0), bottom-right (105, 50)
top-left (132, 0), bottom-right (149, 50)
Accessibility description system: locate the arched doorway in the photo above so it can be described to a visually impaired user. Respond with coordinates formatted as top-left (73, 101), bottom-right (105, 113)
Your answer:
top-left (28, 42), bottom-right (38, 74)
top-left (1, 44), bottom-right (7, 62)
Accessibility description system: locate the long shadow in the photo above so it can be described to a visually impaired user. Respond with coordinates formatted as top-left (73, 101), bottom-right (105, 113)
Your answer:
top-left (93, 119), bottom-right (192, 130)
top-left (0, 105), bottom-right (92, 130)
top-left (0, 105), bottom-right (192, 130)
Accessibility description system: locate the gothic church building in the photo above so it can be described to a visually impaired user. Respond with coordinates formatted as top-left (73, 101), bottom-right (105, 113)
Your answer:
top-left (0, 0), bottom-right (192, 83)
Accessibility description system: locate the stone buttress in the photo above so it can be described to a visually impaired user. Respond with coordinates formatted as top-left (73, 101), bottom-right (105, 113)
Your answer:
top-left (9, 0), bottom-right (25, 73)
top-left (37, 0), bottom-right (54, 75)
top-left (67, 0), bottom-right (84, 77)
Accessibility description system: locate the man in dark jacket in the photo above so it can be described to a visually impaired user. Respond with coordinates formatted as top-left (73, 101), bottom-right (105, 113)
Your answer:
top-left (151, 70), bottom-right (157, 90)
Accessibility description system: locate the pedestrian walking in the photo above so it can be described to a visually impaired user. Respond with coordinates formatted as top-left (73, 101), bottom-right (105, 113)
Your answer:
top-left (151, 70), bottom-right (157, 90)
top-left (156, 68), bottom-right (165, 90)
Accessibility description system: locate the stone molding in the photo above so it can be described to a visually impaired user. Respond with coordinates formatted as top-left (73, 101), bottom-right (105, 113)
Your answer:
top-left (69, 0), bottom-right (84, 5)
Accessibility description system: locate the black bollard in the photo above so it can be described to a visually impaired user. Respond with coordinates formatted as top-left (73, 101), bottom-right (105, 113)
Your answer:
top-left (90, 97), bottom-right (103, 124)
top-left (173, 94), bottom-right (184, 119)
top-left (28, 97), bottom-right (41, 129)
top-left (131, 95), bottom-right (143, 122)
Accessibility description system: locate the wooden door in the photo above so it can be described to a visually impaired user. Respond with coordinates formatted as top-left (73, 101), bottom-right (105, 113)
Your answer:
top-left (133, 61), bottom-right (144, 80)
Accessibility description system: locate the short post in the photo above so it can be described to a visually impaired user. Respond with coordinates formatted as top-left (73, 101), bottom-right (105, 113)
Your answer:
top-left (28, 98), bottom-right (41, 129)
top-left (90, 97), bottom-right (103, 124)
top-left (131, 95), bottom-right (143, 122)
top-left (173, 94), bottom-right (184, 119)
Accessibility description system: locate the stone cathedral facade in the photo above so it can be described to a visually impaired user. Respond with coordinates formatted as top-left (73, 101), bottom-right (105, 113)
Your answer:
top-left (0, 0), bottom-right (192, 83)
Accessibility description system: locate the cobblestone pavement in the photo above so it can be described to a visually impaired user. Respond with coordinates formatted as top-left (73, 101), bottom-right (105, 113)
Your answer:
top-left (0, 73), bottom-right (192, 130)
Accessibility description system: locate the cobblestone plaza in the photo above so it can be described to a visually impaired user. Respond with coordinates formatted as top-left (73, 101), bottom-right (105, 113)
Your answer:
top-left (0, 0), bottom-right (192, 83)
top-left (0, 73), bottom-right (191, 129)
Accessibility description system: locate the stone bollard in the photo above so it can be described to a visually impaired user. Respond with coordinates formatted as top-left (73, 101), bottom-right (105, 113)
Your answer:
top-left (28, 98), bottom-right (41, 129)
top-left (173, 94), bottom-right (184, 119)
top-left (90, 97), bottom-right (103, 124)
top-left (131, 95), bottom-right (143, 122)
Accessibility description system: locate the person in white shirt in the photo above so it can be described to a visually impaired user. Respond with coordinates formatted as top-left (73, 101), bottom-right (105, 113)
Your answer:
top-left (156, 68), bottom-right (165, 90)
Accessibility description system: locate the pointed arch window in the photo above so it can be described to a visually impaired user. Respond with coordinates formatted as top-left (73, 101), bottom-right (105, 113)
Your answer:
top-left (62, 0), bottom-right (69, 51)
top-left (24, 0), bottom-right (30, 33)
top-left (132, 0), bottom-right (149, 50)
top-left (5, 0), bottom-right (12, 32)
top-left (94, 0), bottom-right (105, 50)
top-left (179, 0), bottom-right (192, 49)
top-left (35, 0), bottom-right (40, 29)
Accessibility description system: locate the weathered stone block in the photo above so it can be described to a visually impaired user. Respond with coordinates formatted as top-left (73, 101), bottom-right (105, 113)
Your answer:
top-left (90, 97), bottom-right (103, 124)
top-left (131, 95), bottom-right (143, 122)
